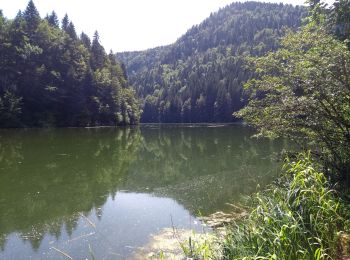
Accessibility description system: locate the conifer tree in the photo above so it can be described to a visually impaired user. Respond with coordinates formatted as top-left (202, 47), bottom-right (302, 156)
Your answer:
top-left (91, 31), bottom-right (106, 69)
top-left (61, 13), bottom-right (69, 31)
top-left (47, 11), bottom-right (59, 28)
top-left (66, 21), bottom-right (77, 39)
top-left (108, 50), bottom-right (117, 66)
top-left (121, 62), bottom-right (128, 80)
top-left (80, 32), bottom-right (91, 49)
top-left (23, 0), bottom-right (40, 33)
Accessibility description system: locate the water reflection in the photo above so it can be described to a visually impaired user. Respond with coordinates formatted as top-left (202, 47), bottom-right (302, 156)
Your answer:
top-left (132, 125), bottom-right (285, 214)
top-left (0, 125), bottom-right (287, 258)
top-left (0, 128), bottom-right (143, 257)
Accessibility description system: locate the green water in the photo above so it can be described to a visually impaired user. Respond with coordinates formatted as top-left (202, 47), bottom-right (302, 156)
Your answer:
top-left (0, 125), bottom-right (288, 259)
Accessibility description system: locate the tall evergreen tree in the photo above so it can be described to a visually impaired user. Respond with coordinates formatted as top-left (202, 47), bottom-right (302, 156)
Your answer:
top-left (80, 32), bottom-right (91, 49)
top-left (47, 11), bottom-right (59, 28)
top-left (61, 13), bottom-right (69, 31)
top-left (120, 62), bottom-right (128, 80)
top-left (91, 31), bottom-right (106, 69)
top-left (108, 50), bottom-right (117, 66)
top-left (66, 21), bottom-right (77, 39)
top-left (23, 0), bottom-right (40, 33)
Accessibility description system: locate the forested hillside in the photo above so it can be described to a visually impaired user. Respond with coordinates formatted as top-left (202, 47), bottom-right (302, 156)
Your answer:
top-left (195, 0), bottom-right (350, 258)
top-left (0, 0), bottom-right (140, 127)
top-left (117, 2), bottom-right (306, 123)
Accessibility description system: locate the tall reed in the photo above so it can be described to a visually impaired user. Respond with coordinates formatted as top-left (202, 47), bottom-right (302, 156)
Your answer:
top-left (221, 154), bottom-right (349, 259)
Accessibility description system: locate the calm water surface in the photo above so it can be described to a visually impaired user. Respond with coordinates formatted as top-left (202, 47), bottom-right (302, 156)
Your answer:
top-left (0, 125), bottom-right (288, 259)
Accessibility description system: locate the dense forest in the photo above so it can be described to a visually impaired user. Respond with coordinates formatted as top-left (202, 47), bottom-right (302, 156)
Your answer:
top-left (182, 0), bottom-right (350, 259)
top-left (0, 0), bottom-right (140, 127)
top-left (117, 2), bottom-right (307, 123)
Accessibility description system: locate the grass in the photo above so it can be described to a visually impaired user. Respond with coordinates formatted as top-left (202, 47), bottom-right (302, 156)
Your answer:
top-left (179, 232), bottom-right (217, 259)
top-left (182, 153), bottom-right (350, 259)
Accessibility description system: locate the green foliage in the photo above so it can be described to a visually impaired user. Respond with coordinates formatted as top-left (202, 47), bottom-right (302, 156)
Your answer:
top-left (117, 2), bottom-right (306, 123)
top-left (180, 232), bottom-right (216, 260)
top-left (236, 26), bottom-right (350, 181)
top-left (46, 11), bottom-right (59, 28)
top-left (23, 0), bottom-right (40, 33)
top-left (305, 0), bottom-right (328, 25)
top-left (0, 90), bottom-right (23, 127)
top-left (220, 154), bottom-right (349, 259)
top-left (305, 0), bottom-right (350, 47)
top-left (61, 13), bottom-right (69, 31)
top-left (0, 1), bottom-right (140, 127)
top-left (332, 0), bottom-right (350, 45)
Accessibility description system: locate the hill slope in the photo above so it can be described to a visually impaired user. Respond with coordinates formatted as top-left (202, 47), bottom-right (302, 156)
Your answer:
top-left (0, 1), bottom-right (140, 127)
top-left (117, 2), bottom-right (306, 123)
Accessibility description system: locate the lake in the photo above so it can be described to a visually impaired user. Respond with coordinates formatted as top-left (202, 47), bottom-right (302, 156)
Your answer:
top-left (0, 125), bottom-right (288, 259)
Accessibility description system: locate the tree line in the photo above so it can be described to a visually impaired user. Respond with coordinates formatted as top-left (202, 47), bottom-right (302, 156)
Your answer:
top-left (117, 2), bottom-right (307, 123)
top-left (0, 0), bottom-right (140, 127)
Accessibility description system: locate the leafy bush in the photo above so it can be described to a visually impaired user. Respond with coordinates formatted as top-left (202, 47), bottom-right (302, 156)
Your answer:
top-left (236, 26), bottom-right (350, 183)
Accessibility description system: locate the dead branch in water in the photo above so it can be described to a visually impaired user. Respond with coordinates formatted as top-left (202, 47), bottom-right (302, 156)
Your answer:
top-left (51, 247), bottom-right (73, 259)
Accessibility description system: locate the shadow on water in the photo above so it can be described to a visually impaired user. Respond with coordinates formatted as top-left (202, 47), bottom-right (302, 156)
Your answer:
top-left (0, 125), bottom-right (289, 258)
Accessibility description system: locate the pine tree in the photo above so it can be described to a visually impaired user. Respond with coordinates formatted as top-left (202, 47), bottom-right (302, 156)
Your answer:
top-left (80, 32), bottom-right (91, 49)
top-left (108, 50), bottom-right (117, 66)
top-left (23, 0), bottom-right (40, 33)
top-left (121, 62), bottom-right (128, 80)
top-left (47, 11), bottom-right (59, 28)
top-left (91, 31), bottom-right (106, 69)
top-left (61, 13), bottom-right (69, 31)
top-left (66, 21), bottom-right (77, 39)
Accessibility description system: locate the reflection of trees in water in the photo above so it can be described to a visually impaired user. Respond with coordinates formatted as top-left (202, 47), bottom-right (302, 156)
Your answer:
top-left (0, 234), bottom-right (5, 251)
top-left (127, 126), bottom-right (288, 214)
top-left (0, 125), bottom-right (289, 251)
top-left (0, 127), bottom-right (142, 250)
top-left (0, 132), bottom-right (24, 171)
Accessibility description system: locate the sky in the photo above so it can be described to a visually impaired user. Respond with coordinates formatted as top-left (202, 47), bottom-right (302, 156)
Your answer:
top-left (0, 0), bottom-right (335, 52)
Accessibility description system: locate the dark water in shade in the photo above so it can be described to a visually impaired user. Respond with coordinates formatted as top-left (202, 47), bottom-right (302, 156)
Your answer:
top-left (0, 124), bottom-right (289, 259)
